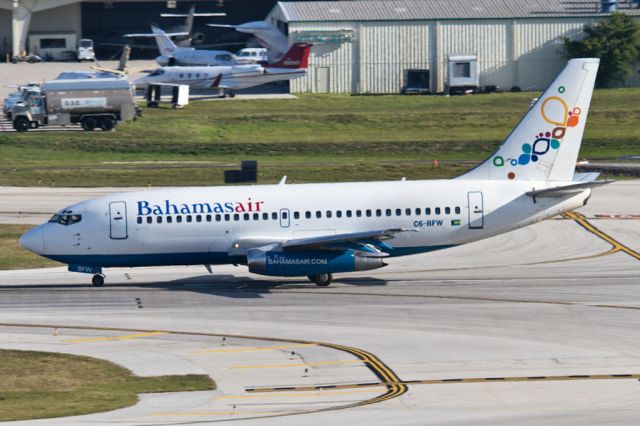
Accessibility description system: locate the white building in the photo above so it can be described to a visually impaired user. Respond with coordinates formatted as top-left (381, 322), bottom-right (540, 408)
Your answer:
top-left (267, 0), bottom-right (640, 93)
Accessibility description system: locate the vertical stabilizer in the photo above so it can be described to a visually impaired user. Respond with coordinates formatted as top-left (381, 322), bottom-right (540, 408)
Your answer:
top-left (458, 58), bottom-right (599, 182)
top-left (151, 25), bottom-right (178, 56)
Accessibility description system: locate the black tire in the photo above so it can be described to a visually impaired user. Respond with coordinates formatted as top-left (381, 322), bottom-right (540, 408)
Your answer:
top-left (13, 117), bottom-right (30, 132)
top-left (147, 101), bottom-right (159, 108)
top-left (81, 116), bottom-right (97, 131)
top-left (92, 274), bottom-right (104, 287)
top-left (310, 273), bottom-right (332, 287)
top-left (228, 90), bottom-right (236, 98)
top-left (100, 117), bottom-right (115, 131)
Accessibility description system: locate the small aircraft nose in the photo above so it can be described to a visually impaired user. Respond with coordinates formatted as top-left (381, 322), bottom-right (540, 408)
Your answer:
top-left (20, 226), bottom-right (45, 254)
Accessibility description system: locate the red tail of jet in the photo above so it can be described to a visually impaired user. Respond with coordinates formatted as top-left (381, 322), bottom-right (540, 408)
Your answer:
top-left (265, 43), bottom-right (312, 69)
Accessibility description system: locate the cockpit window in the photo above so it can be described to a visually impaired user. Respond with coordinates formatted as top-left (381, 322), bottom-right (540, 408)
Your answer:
top-left (49, 214), bottom-right (82, 225)
top-left (215, 54), bottom-right (232, 61)
top-left (148, 69), bottom-right (165, 77)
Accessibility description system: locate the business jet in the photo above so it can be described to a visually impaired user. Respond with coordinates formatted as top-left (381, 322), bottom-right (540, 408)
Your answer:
top-left (124, 25), bottom-right (235, 67)
top-left (20, 59), bottom-right (605, 288)
top-left (132, 43), bottom-right (311, 98)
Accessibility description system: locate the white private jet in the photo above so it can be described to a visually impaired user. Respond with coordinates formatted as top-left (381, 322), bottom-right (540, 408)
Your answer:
top-left (124, 25), bottom-right (235, 66)
top-left (21, 59), bottom-right (605, 287)
top-left (132, 42), bottom-right (311, 97)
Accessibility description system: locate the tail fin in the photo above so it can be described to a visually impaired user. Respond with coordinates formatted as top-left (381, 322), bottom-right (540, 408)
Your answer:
top-left (265, 43), bottom-right (312, 69)
top-left (458, 58), bottom-right (599, 182)
top-left (151, 25), bottom-right (178, 56)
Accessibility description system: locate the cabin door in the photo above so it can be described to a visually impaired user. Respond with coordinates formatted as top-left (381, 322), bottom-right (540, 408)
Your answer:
top-left (467, 192), bottom-right (484, 229)
top-left (109, 201), bottom-right (128, 239)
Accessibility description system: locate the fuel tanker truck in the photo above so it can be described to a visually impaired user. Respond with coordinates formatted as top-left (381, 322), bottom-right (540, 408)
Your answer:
top-left (11, 78), bottom-right (140, 132)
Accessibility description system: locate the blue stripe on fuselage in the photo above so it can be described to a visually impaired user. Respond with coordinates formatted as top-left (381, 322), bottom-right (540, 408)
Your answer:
top-left (45, 245), bottom-right (456, 268)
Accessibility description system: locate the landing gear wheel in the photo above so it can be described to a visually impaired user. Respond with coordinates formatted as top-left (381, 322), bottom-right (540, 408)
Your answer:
top-left (309, 273), bottom-right (332, 287)
top-left (81, 116), bottom-right (96, 131)
top-left (92, 274), bottom-right (104, 287)
top-left (100, 117), bottom-right (115, 131)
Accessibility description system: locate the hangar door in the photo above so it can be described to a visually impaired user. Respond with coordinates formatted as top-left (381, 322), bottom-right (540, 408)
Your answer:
top-left (315, 67), bottom-right (330, 93)
top-left (109, 201), bottom-right (128, 239)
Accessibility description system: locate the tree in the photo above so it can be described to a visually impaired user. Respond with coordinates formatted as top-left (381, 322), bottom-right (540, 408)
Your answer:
top-left (564, 13), bottom-right (640, 87)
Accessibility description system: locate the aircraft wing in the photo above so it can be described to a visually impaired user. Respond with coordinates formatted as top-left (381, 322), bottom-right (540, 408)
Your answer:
top-left (124, 32), bottom-right (189, 38)
top-left (229, 228), bottom-right (413, 256)
top-left (525, 181), bottom-right (611, 199)
top-left (161, 12), bottom-right (226, 17)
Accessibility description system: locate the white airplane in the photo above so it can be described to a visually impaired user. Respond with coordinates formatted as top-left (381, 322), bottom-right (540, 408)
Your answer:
top-left (132, 43), bottom-right (311, 97)
top-left (21, 59), bottom-right (605, 288)
top-left (124, 25), bottom-right (235, 66)
top-left (160, 4), bottom-right (226, 47)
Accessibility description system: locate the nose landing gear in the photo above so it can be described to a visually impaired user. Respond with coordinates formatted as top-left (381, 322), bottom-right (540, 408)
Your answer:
top-left (92, 274), bottom-right (105, 287)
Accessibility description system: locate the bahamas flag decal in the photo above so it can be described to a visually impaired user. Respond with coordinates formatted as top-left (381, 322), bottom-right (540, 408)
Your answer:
top-left (451, 219), bottom-right (461, 226)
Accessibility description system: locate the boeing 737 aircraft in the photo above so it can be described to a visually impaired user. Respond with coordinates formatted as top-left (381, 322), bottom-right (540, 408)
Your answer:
top-left (133, 43), bottom-right (311, 97)
top-left (21, 59), bottom-right (605, 287)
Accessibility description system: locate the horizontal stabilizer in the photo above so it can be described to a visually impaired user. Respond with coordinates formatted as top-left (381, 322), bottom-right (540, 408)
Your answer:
top-left (573, 172), bottom-right (601, 182)
top-left (124, 32), bottom-right (189, 38)
top-left (526, 180), bottom-right (611, 199)
top-left (161, 13), bottom-right (226, 17)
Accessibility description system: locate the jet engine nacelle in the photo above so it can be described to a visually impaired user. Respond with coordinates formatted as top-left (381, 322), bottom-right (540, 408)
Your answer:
top-left (155, 55), bottom-right (177, 66)
top-left (246, 248), bottom-right (387, 277)
top-left (191, 33), bottom-right (206, 45)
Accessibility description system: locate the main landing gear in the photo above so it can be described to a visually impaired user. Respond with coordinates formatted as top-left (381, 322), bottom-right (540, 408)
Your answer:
top-left (308, 273), bottom-right (332, 287)
top-left (92, 274), bottom-right (105, 287)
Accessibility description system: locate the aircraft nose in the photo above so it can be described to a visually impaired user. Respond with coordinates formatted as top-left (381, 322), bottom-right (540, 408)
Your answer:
top-left (20, 226), bottom-right (45, 254)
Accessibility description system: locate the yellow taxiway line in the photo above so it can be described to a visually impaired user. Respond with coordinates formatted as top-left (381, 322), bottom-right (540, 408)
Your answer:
top-left (191, 343), bottom-right (317, 354)
top-left (64, 331), bottom-right (167, 343)
top-left (229, 359), bottom-right (361, 369)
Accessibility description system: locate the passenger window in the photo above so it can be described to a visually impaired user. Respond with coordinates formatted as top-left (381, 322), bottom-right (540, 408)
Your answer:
top-left (187, 215), bottom-right (192, 222)
top-left (405, 208), bottom-right (411, 216)
top-left (386, 209), bottom-right (392, 216)
top-left (425, 208), bottom-right (431, 215)
top-left (316, 211), bottom-right (322, 218)
top-left (356, 210), bottom-right (362, 217)
top-left (196, 215), bottom-right (202, 222)
top-left (415, 208), bottom-right (421, 215)
top-left (294, 211), bottom-right (300, 219)
top-left (346, 210), bottom-right (352, 218)
top-left (305, 211), bottom-right (311, 219)
top-left (224, 214), bottom-right (230, 221)
top-left (262, 212), bottom-right (268, 220)
top-left (455, 206), bottom-right (461, 214)
top-left (244, 213), bottom-right (250, 220)
top-left (206, 215), bottom-right (211, 222)
top-left (366, 209), bottom-right (372, 217)
top-left (216, 214), bottom-right (221, 222)
top-left (157, 216), bottom-right (163, 224)
top-left (167, 216), bottom-right (173, 223)
top-left (234, 214), bottom-right (240, 221)
top-left (435, 208), bottom-right (441, 215)
top-left (375, 209), bottom-right (382, 217)
top-left (336, 210), bottom-right (342, 218)
top-left (177, 215), bottom-right (182, 223)
top-left (179, 73), bottom-right (184, 78)
top-left (137, 217), bottom-right (142, 224)
top-left (282, 211), bottom-right (288, 219)
top-left (271, 212), bottom-right (277, 220)
top-left (326, 211), bottom-right (332, 218)
top-left (396, 209), bottom-right (401, 216)
top-left (445, 207), bottom-right (451, 214)
top-left (146, 216), bottom-right (152, 224)
top-left (253, 213), bottom-right (259, 220)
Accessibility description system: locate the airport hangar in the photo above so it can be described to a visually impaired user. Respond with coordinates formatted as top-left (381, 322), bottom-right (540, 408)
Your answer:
top-left (267, 0), bottom-right (640, 94)
top-left (0, 0), bottom-right (276, 59)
